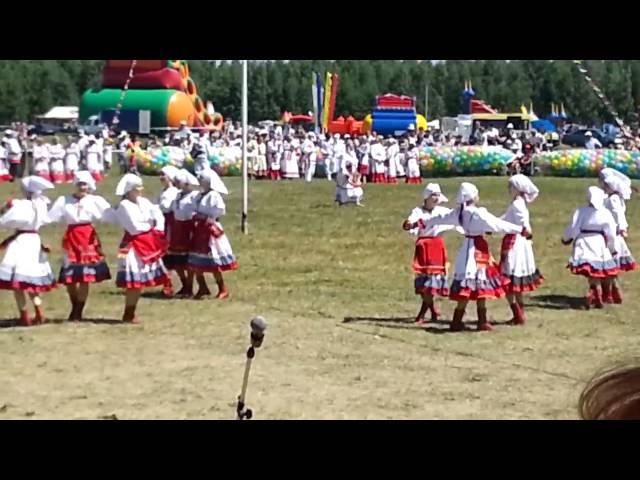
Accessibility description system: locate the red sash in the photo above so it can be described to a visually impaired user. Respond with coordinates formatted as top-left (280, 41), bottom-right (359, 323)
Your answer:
top-left (192, 218), bottom-right (223, 254)
top-left (500, 234), bottom-right (517, 267)
top-left (466, 235), bottom-right (492, 268)
top-left (119, 230), bottom-right (168, 264)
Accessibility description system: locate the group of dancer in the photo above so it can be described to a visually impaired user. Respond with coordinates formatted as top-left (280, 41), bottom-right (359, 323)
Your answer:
top-left (403, 169), bottom-right (636, 332)
top-left (0, 167), bottom-right (237, 327)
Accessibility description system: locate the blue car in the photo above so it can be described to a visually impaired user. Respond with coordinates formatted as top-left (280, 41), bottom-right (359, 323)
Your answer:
top-left (561, 128), bottom-right (616, 148)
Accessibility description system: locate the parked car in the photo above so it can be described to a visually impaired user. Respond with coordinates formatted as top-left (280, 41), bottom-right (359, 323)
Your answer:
top-left (561, 128), bottom-right (616, 148)
top-left (28, 123), bottom-right (65, 136)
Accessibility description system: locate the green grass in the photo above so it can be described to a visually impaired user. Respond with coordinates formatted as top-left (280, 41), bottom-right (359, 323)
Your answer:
top-left (0, 174), bottom-right (639, 419)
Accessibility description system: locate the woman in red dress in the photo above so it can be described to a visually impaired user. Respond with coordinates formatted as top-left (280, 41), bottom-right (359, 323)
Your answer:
top-left (47, 171), bottom-right (112, 321)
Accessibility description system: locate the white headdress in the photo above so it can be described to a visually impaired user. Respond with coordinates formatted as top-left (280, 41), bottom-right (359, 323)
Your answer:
top-left (509, 174), bottom-right (539, 203)
top-left (21, 176), bottom-right (54, 195)
top-left (199, 169), bottom-right (229, 195)
top-left (115, 173), bottom-right (143, 196)
top-left (600, 167), bottom-right (632, 200)
top-left (177, 168), bottom-right (200, 187)
top-left (73, 170), bottom-right (97, 192)
top-left (160, 165), bottom-right (180, 182)
top-left (422, 183), bottom-right (448, 203)
top-left (456, 182), bottom-right (479, 204)
top-left (588, 186), bottom-right (606, 210)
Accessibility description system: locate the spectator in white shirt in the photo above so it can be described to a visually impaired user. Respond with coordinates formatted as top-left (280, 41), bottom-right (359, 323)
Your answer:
top-left (585, 131), bottom-right (602, 150)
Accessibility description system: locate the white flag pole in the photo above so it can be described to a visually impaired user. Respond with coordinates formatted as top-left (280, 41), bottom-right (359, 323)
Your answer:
top-left (241, 60), bottom-right (249, 235)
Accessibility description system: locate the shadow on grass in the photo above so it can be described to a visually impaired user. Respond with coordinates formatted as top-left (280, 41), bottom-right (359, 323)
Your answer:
top-left (103, 290), bottom-right (170, 300)
top-left (342, 316), bottom-right (512, 335)
top-left (0, 317), bottom-right (125, 329)
top-left (79, 318), bottom-right (124, 325)
top-left (527, 294), bottom-right (585, 310)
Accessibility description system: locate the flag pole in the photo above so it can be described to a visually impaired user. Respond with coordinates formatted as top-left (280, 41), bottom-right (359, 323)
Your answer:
top-left (241, 60), bottom-right (249, 235)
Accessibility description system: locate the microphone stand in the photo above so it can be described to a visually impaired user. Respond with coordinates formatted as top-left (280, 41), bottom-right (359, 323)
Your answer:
top-left (236, 346), bottom-right (256, 420)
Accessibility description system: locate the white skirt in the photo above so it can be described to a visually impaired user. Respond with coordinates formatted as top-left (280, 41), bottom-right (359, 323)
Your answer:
top-left (336, 186), bottom-right (363, 204)
top-left (568, 233), bottom-right (618, 277)
top-left (501, 235), bottom-right (543, 292)
top-left (65, 154), bottom-right (79, 172)
top-left (407, 159), bottom-right (421, 178)
top-left (116, 249), bottom-right (168, 289)
top-left (282, 153), bottom-right (300, 178)
top-left (34, 159), bottom-right (50, 174)
top-left (0, 232), bottom-right (56, 292)
top-left (613, 234), bottom-right (637, 271)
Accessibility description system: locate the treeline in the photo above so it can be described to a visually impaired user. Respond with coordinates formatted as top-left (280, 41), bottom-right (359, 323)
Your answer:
top-left (1, 60), bottom-right (639, 126)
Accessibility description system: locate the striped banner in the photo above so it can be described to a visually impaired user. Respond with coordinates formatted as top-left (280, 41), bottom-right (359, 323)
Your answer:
top-left (573, 60), bottom-right (632, 139)
top-left (328, 73), bottom-right (339, 127)
top-left (322, 72), bottom-right (332, 130)
top-left (315, 72), bottom-right (324, 133)
top-left (312, 74), bottom-right (319, 133)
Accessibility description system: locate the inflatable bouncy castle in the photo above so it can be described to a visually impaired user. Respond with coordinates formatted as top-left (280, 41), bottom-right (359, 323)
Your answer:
top-left (79, 60), bottom-right (223, 131)
top-left (363, 94), bottom-right (427, 136)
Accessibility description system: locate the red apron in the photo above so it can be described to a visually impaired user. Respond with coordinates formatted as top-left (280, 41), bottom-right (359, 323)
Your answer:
top-left (62, 223), bottom-right (104, 264)
top-left (119, 230), bottom-right (168, 264)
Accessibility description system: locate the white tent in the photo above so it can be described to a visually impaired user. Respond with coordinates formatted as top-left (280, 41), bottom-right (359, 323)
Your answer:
top-left (36, 106), bottom-right (78, 121)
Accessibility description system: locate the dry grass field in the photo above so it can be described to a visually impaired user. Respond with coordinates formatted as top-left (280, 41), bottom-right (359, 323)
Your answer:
top-left (0, 173), bottom-right (638, 419)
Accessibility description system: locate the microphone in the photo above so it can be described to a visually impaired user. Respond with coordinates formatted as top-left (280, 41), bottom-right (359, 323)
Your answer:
top-left (237, 316), bottom-right (267, 420)
top-left (250, 316), bottom-right (267, 349)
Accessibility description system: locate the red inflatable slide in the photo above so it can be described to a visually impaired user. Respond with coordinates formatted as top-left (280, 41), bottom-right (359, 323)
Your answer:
top-left (102, 67), bottom-right (184, 90)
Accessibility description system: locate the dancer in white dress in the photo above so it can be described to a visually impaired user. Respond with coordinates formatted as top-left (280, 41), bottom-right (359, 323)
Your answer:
top-left (157, 165), bottom-right (180, 297)
top-left (0, 138), bottom-right (12, 182)
top-left (86, 136), bottom-right (104, 182)
top-left (402, 184), bottom-right (459, 325)
top-left (562, 186), bottom-right (618, 309)
top-left (370, 137), bottom-right (386, 183)
top-left (267, 134), bottom-right (282, 180)
top-left (386, 138), bottom-right (398, 184)
top-left (281, 136), bottom-right (300, 179)
top-left (499, 174), bottom-right (544, 325)
top-left (598, 168), bottom-right (637, 304)
top-left (188, 170), bottom-right (238, 299)
top-left (0, 176), bottom-right (56, 326)
top-left (335, 160), bottom-right (364, 206)
top-left (423, 182), bottom-right (526, 331)
top-left (48, 137), bottom-right (66, 184)
top-left (405, 144), bottom-right (422, 184)
top-left (32, 138), bottom-right (51, 181)
top-left (165, 169), bottom-right (200, 298)
top-left (47, 171), bottom-right (112, 321)
top-left (65, 139), bottom-right (81, 183)
top-left (112, 174), bottom-right (169, 323)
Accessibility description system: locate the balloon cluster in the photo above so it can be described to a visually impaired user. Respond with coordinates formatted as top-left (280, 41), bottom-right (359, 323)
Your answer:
top-left (129, 146), bottom-right (243, 176)
top-left (420, 146), bottom-right (514, 176)
top-left (533, 149), bottom-right (640, 179)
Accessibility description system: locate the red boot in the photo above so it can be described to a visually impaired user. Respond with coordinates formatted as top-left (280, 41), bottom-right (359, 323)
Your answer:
top-left (450, 308), bottom-right (466, 332)
top-left (509, 302), bottom-right (525, 325)
top-left (19, 310), bottom-right (32, 327)
top-left (33, 306), bottom-right (47, 325)
top-left (75, 302), bottom-right (86, 321)
top-left (611, 285), bottom-right (623, 304)
top-left (429, 304), bottom-right (440, 322)
top-left (122, 306), bottom-right (140, 324)
top-left (477, 307), bottom-right (494, 332)
top-left (601, 283), bottom-right (613, 304)
top-left (414, 301), bottom-right (429, 325)
top-left (589, 285), bottom-right (604, 309)
top-left (67, 301), bottom-right (79, 322)
top-left (162, 278), bottom-right (174, 298)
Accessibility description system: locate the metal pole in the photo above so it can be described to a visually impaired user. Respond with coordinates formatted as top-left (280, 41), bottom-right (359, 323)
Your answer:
top-left (241, 60), bottom-right (248, 235)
